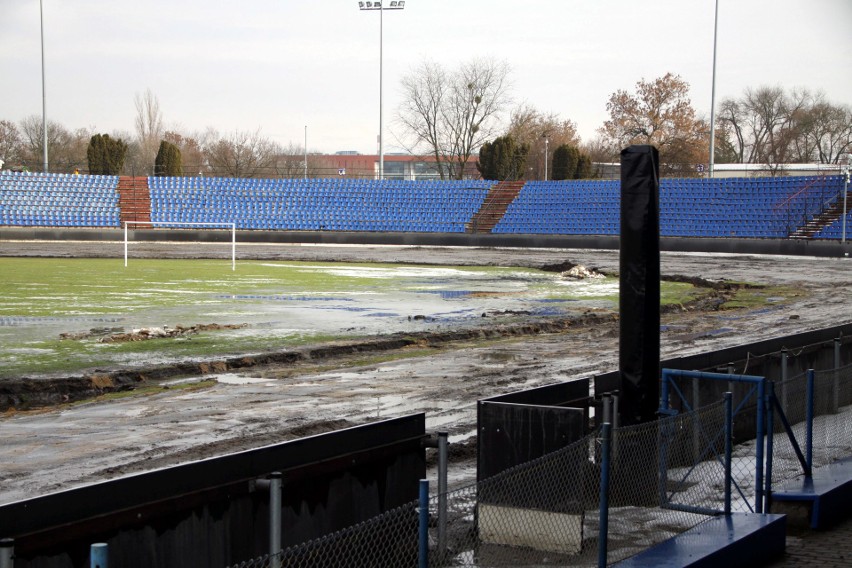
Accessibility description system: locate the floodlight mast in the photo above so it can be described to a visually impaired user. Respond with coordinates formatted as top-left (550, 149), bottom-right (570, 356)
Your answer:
top-left (358, 1), bottom-right (406, 181)
top-left (708, 0), bottom-right (719, 178)
top-left (40, 0), bottom-right (48, 173)
top-left (842, 154), bottom-right (850, 244)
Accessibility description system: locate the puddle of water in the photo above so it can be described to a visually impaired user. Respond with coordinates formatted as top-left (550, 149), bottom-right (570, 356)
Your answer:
top-left (214, 374), bottom-right (275, 385)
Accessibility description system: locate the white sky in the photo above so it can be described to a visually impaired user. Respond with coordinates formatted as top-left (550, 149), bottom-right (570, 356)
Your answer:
top-left (2, 0), bottom-right (850, 155)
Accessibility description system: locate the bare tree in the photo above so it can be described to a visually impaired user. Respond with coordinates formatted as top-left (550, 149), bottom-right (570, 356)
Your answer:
top-left (793, 95), bottom-right (852, 164)
top-left (599, 73), bottom-right (709, 177)
top-left (203, 129), bottom-right (280, 178)
top-left (19, 115), bottom-right (89, 173)
top-left (505, 104), bottom-right (580, 180)
top-left (164, 130), bottom-right (207, 176)
top-left (715, 86), bottom-right (850, 171)
top-left (134, 89), bottom-right (164, 173)
top-left (0, 120), bottom-right (23, 168)
top-left (396, 58), bottom-right (512, 179)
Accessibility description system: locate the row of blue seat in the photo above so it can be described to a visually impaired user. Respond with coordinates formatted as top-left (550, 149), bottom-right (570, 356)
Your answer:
top-left (0, 171), bottom-right (847, 239)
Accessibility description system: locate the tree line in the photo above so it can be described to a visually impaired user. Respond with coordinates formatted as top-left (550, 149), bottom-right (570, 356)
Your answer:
top-left (2, 65), bottom-right (850, 180)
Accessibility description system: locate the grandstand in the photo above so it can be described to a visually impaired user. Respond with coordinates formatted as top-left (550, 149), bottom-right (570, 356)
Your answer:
top-left (0, 172), bottom-right (120, 228)
top-left (0, 170), bottom-right (848, 239)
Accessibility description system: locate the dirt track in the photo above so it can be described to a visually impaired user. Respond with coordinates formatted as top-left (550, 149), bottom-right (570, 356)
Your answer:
top-left (1, 241), bottom-right (851, 504)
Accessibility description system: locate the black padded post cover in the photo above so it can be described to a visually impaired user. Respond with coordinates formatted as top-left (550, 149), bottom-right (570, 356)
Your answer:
top-left (619, 145), bottom-right (661, 425)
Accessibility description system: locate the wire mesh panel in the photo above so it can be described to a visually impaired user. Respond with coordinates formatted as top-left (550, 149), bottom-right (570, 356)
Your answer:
top-left (812, 363), bottom-right (852, 466)
top-left (771, 363), bottom-right (852, 486)
top-left (430, 432), bottom-right (598, 567)
top-left (227, 500), bottom-right (420, 568)
top-left (604, 401), bottom-right (727, 564)
top-left (227, 399), bottom-right (747, 567)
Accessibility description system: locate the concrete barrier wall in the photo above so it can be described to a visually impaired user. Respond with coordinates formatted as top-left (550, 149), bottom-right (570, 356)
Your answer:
top-left (0, 414), bottom-right (426, 568)
top-left (1, 227), bottom-right (849, 257)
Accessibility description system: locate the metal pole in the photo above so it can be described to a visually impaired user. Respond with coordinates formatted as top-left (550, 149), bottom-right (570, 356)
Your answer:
top-left (755, 379), bottom-right (765, 513)
top-left (231, 224), bottom-right (236, 271)
top-left (418, 479), bottom-right (429, 568)
top-left (765, 381), bottom-right (775, 511)
top-left (304, 125), bottom-right (308, 180)
top-left (40, 0), bottom-right (48, 173)
top-left (693, 377), bottom-right (701, 459)
top-left (806, 370), bottom-right (814, 474)
top-left (90, 543), bottom-right (108, 568)
top-left (835, 337), bottom-right (842, 413)
top-left (708, 0), bottom-right (719, 178)
top-left (598, 423), bottom-right (612, 568)
top-left (0, 539), bottom-right (13, 568)
top-left (724, 392), bottom-right (733, 515)
top-left (268, 472), bottom-right (282, 568)
top-left (601, 394), bottom-right (612, 425)
top-left (378, 5), bottom-right (383, 181)
top-left (780, 348), bottom-right (789, 412)
top-left (437, 431), bottom-right (448, 558)
top-left (124, 222), bottom-right (128, 267)
top-left (543, 136), bottom-right (548, 181)
top-left (842, 165), bottom-right (849, 244)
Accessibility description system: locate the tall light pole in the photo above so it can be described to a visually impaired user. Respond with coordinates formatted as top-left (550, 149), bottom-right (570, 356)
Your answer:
top-left (842, 155), bottom-right (850, 245)
top-left (708, 0), bottom-right (719, 178)
top-left (543, 134), bottom-right (549, 181)
top-left (304, 125), bottom-right (308, 180)
top-left (358, 1), bottom-right (406, 180)
top-left (40, 0), bottom-right (48, 173)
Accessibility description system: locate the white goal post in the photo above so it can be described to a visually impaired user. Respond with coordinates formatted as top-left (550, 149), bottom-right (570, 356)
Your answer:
top-left (123, 221), bottom-right (236, 270)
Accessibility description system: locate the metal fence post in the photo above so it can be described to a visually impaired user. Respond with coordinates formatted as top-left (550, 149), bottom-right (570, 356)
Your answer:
top-left (692, 377), bottom-right (701, 459)
top-left (419, 479), bottom-right (429, 568)
top-left (268, 472), bottom-right (282, 568)
top-left (437, 431), bottom-right (449, 559)
top-left (727, 363), bottom-right (736, 398)
top-left (0, 539), bottom-right (13, 568)
top-left (806, 370), bottom-right (815, 475)
top-left (763, 381), bottom-right (774, 514)
top-left (90, 543), bottom-right (108, 568)
top-left (598, 423), bottom-right (612, 568)
top-left (756, 380), bottom-right (766, 514)
top-left (780, 348), bottom-right (790, 413)
top-left (724, 392), bottom-right (733, 515)
top-left (834, 337), bottom-right (842, 413)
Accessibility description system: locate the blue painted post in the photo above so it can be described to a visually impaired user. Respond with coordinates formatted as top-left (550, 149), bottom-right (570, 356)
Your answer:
top-left (0, 539), bottom-right (13, 568)
top-left (419, 479), bottom-right (429, 568)
top-left (806, 369), bottom-right (815, 475)
top-left (660, 370), bottom-right (671, 414)
top-left (765, 381), bottom-right (775, 511)
top-left (755, 380), bottom-right (765, 513)
top-left (90, 543), bottom-right (108, 568)
top-left (724, 392), bottom-right (733, 515)
top-left (598, 423), bottom-right (612, 568)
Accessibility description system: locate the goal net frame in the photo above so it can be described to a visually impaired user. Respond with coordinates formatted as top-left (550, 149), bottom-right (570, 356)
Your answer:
top-left (123, 221), bottom-right (236, 270)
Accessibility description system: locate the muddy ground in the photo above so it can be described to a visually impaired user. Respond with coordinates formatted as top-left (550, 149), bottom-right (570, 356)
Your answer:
top-left (1, 240), bottom-right (851, 504)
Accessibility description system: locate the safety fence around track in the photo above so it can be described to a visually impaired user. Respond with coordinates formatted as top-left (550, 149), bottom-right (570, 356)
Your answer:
top-left (769, 363), bottom-right (852, 486)
top-left (223, 400), bottom-right (732, 568)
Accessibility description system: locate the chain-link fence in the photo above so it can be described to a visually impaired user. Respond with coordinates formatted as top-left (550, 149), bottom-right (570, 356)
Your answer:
top-left (228, 499), bottom-right (422, 568)
top-left (602, 400), bottom-right (728, 564)
top-left (770, 362), bottom-right (852, 486)
top-left (227, 398), bottom-right (732, 568)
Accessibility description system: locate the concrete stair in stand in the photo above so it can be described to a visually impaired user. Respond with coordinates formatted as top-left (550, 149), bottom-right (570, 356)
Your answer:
top-left (789, 197), bottom-right (848, 239)
top-left (117, 176), bottom-right (151, 226)
top-left (467, 180), bottom-right (525, 233)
